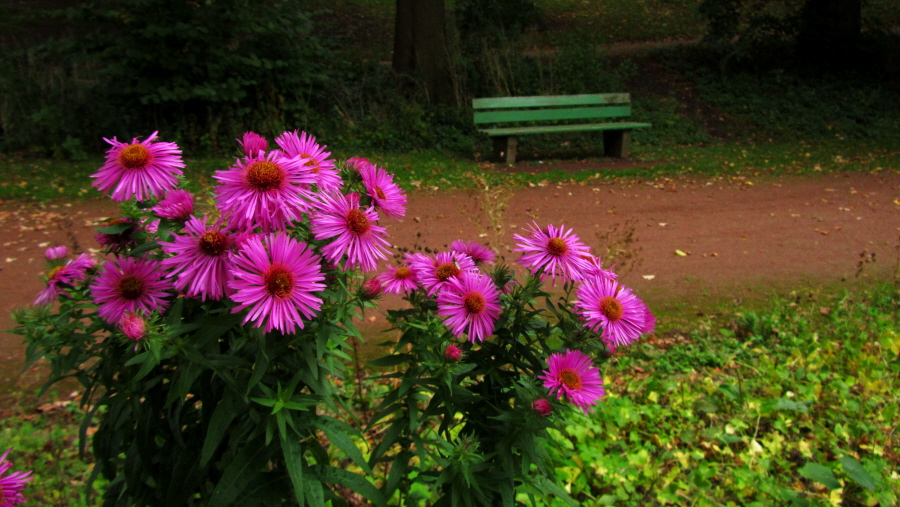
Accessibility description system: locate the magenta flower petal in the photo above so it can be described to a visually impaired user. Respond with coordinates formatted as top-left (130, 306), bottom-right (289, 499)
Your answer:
top-left (410, 251), bottom-right (477, 296)
top-left (152, 189), bottom-right (195, 220)
top-left (450, 240), bottom-right (495, 265)
top-left (119, 312), bottom-right (147, 341)
top-left (159, 216), bottom-right (237, 300)
top-left (309, 192), bottom-right (391, 272)
top-left (512, 222), bottom-right (591, 284)
top-left (377, 263), bottom-right (420, 294)
top-left (574, 278), bottom-right (648, 350)
top-left (359, 162), bottom-right (406, 219)
top-left (214, 150), bottom-right (317, 232)
top-left (44, 245), bottom-right (68, 260)
top-left (436, 272), bottom-right (502, 343)
top-left (539, 350), bottom-right (605, 414)
top-left (34, 253), bottom-right (95, 306)
top-left (90, 256), bottom-right (172, 325)
top-left (238, 131), bottom-right (268, 158)
top-left (228, 232), bottom-right (325, 334)
top-left (275, 130), bottom-right (342, 192)
top-left (0, 448), bottom-right (33, 506)
top-left (91, 132), bottom-right (184, 202)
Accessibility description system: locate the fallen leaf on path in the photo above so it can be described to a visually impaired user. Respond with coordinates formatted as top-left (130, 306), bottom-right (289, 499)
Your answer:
top-left (642, 275), bottom-right (655, 280)
top-left (674, 249), bottom-right (689, 257)
top-left (5, 257), bottom-right (16, 263)
top-left (658, 222), bottom-right (667, 227)
top-left (814, 228), bottom-right (830, 236)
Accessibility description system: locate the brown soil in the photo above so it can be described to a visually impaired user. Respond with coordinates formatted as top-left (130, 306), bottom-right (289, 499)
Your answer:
top-left (3, 166), bottom-right (899, 394)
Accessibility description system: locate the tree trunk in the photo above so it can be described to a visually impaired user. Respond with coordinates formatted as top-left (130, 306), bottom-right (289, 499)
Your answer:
top-left (796, 0), bottom-right (861, 68)
top-left (392, 0), bottom-right (455, 105)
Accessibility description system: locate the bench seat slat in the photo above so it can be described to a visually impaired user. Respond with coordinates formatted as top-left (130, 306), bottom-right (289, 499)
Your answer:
top-left (472, 93), bottom-right (630, 109)
top-left (474, 105), bottom-right (631, 124)
top-left (479, 122), bottom-right (651, 136)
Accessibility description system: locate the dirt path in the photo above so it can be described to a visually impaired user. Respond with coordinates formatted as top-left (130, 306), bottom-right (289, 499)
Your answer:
top-left (2, 165), bottom-right (899, 393)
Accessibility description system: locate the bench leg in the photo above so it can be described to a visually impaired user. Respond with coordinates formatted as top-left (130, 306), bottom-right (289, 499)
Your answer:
top-left (603, 129), bottom-right (632, 159)
top-left (491, 136), bottom-right (518, 165)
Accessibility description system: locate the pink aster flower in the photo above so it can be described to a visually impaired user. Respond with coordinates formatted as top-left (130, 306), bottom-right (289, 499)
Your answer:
top-left (450, 240), bottom-right (495, 265)
top-left (119, 312), bottom-right (147, 341)
top-left (436, 272), bottom-right (502, 343)
top-left (444, 344), bottom-right (463, 362)
top-left (275, 130), bottom-right (342, 192)
top-left (539, 349), bottom-right (605, 414)
top-left (44, 245), bottom-right (68, 260)
top-left (359, 162), bottom-right (406, 220)
top-left (574, 278), bottom-right (648, 350)
top-left (90, 256), bottom-right (172, 325)
top-left (532, 398), bottom-right (552, 417)
top-left (214, 150), bottom-right (317, 232)
top-left (238, 131), bottom-right (268, 158)
top-left (228, 232), bottom-right (325, 334)
top-left (377, 264), bottom-right (420, 294)
top-left (411, 251), bottom-right (477, 296)
top-left (513, 222), bottom-right (592, 284)
top-left (91, 131), bottom-right (184, 202)
top-left (360, 277), bottom-right (383, 300)
top-left (309, 192), bottom-right (390, 272)
top-left (159, 216), bottom-right (237, 301)
top-left (344, 157), bottom-right (371, 174)
top-left (34, 253), bottom-right (96, 306)
top-left (0, 448), bottom-right (32, 506)
top-left (152, 189), bottom-right (195, 220)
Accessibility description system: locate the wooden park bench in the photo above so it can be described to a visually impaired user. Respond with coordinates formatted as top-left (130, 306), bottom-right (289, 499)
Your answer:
top-left (472, 93), bottom-right (651, 165)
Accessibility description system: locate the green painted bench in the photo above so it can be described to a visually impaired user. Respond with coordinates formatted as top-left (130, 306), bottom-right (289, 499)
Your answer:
top-left (472, 93), bottom-right (651, 164)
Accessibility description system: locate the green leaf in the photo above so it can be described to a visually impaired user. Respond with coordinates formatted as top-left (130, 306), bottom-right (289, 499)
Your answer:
top-left (527, 474), bottom-right (578, 507)
top-left (839, 457), bottom-right (875, 491)
top-left (207, 441), bottom-right (272, 507)
top-left (312, 465), bottom-right (386, 507)
top-left (200, 392), bottom-right (238, 467)
top-left (317, 416), bottom-right (372, 474)
top-left (280, 434), bottom-right (306, 507)
top-left (798, 462), bottom-right (841, 490)
top-left (368, 354), bottom-right (411, 367)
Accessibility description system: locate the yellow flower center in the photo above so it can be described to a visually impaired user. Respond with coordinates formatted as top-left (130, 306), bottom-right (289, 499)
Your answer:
top-left (599, 296), bottom-right (624, 322)
top-left (116, 275), bottom-right (145, 300)
top-left (302, 154), bottom-right (320, 173)
top-left (198, 231), bottom-right (229, 256)
top-left (395, 266), bottom-right (412, 279)
top-left (245, 161), bottom-right (284, 191)
top-left (118, 144), bottom-right (151, 169)
top-left (558, 368), bottom-right (583, 390)
top-left (547, 237), bottom-right (568, 256)
top-left (375, 186), bottom-right (387, 200)
top-left (346, 209), bottom-right (371, 235)
top-left (47, 265), bottom-right (65, 280)
top-left (264, 267), bottom-right (293, 298)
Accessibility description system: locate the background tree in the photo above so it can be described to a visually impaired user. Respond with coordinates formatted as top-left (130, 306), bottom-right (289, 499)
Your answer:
top-left (392, 0), bottom-right (455, 105)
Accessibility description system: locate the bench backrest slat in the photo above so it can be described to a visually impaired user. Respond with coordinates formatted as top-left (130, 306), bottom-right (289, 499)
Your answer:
top-left (474, 105), bottom-right (632, 125)
top-left (472, 93), bottom-right (630, 110)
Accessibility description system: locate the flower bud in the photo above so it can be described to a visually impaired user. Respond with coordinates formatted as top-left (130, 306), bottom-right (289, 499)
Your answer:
top-left (119, 313), bottom-right (147, 341)
top-left (44, 245), bottom-right (68, 260)
top-left (360, 278), bottom-right (383, 300)
top-left (344, 157), bottom-right (371, 175)
top-left (238, 132), bottom-right (268, 158)
top-left (444, 344), bottom-right (462, 362)
top-left (532, 398), bottom-right (552, 417)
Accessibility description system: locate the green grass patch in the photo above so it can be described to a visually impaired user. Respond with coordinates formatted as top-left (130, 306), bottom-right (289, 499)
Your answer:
top-left (547, 283), bottom-right (900, 506)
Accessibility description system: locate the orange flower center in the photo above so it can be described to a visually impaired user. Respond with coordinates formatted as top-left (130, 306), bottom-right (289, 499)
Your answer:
top-left (302, 154), bottom-right (320, 173)
top-left (558, 368), bottom-right (583, 390)
top-left (599, 296), bottom-right (624, 322)
top-left (375, 186), bottom-right (387, 200)
top-left (395, 266), bottom-right (412, 279)
top-left (547, 237), bottom-right (568, 256)
top-left (118, 144), bottom-right (151, 169)
top-left (435, 262), bottom-right (459, 282)
top-left (346, 209), bottom-right (371, 235)
top-left (116, 275), bottom-right (145, 300)
top-left (198, 231), bottom-right (229, 256)
top-left (245, 161), bottom-right (284, 191)
top-left (463, 292), bottom-right (486, 314)
top-left (264, 267), bottom-right (293, 298)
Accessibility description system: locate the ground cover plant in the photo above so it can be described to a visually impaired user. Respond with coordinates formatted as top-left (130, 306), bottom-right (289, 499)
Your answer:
top-left (10, 130), bottom-right (656, 505)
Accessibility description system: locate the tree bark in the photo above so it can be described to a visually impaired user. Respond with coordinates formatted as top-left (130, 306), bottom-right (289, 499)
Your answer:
top-left (392, 0), bottom-right (455, 105)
